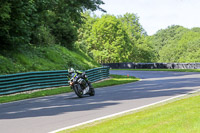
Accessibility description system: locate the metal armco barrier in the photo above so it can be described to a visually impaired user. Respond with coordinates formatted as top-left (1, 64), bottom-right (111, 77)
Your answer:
top-left (0, 66), bottom-right (110, 95)
top-left (103, 63), bottom-right (200, 69)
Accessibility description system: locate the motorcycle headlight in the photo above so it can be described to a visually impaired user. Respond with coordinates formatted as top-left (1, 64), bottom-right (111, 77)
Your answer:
top-left (70, 82), bottom-right (73, 86)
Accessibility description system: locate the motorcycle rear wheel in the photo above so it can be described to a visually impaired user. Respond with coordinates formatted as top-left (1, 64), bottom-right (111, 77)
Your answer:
top-left (89, 88), bottom-right (95, 96)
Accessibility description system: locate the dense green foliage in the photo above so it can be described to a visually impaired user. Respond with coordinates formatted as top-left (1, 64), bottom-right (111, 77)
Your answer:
top-left (76, 13), bottom-right (200, 63)
top-left (151, 25), bottom-right (200, 62)
top-left (0, 0), bottom-right (105, 49)
top-left (76, 12), bottom-right (155, 63)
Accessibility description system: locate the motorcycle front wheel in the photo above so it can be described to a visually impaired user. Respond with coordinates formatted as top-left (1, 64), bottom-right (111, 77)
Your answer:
top-left (74, 85), bottom-right (84, 98)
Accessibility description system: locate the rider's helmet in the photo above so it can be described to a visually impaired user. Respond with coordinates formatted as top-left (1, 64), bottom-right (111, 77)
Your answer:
top-left (68, 68), bottom-right (75, 75)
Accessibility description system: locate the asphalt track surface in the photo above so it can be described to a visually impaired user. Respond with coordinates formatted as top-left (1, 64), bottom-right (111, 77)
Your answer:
top-left (0, 70), bottom-right (200, 133)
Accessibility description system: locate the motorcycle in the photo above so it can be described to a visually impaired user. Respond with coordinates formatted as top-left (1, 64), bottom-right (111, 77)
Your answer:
top-left (68, 72), bottom-right (95, 98)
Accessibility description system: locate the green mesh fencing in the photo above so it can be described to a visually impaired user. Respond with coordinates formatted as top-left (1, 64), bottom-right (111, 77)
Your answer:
top-left (0, 66), bottom-right (110, 95)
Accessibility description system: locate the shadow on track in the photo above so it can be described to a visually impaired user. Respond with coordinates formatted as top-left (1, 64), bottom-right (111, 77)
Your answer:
top-left (0, 70), bottom-right (200, 120)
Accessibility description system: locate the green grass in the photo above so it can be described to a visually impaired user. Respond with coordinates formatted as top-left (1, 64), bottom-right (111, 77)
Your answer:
top-left (0, 74), bottom-right (139, 103)
top-left (59, 93), bottom-right (200, 133)
top-left (0, 44), bottom-right (100, 75)
top-left (93, 74), bottom-right (140, 88)
top-left (112, 69), bottom-right (200, 72)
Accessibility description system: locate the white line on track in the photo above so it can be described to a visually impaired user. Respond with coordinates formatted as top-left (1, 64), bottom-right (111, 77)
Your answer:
top-left (49, 89), bottom-right (199, 133)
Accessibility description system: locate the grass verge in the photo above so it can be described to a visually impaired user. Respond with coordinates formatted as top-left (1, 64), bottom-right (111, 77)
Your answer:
top-left (0, 44), bottom-right (100, 75)
top-left (112, 69), bottom-right (200, 72)
top-left (59, 92), bottom-right (200, 133)
top-left (0, 74), bottom-right (139, 104)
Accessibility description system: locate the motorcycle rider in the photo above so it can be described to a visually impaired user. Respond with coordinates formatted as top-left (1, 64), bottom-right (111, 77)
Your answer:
top-left (68, 68), bottom-right (93, 89)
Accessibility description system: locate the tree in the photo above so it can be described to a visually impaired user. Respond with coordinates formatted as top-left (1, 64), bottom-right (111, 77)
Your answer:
top-left (0, 0), bottom-right (35, 49)
top-left (150, 25), bottom-right (189, 61)
top-left (75, 11), bottom-right (98, 53)
top-left (157, 27), bottom-right (200, 63)
top-left (118, 13), bottom-right (154, 62)
top-left (76, 12), bottom-right (155, 63)
top-left (32, 0), bottom-right (106, 48)
top-left (0, 0), bottom-right (105, 50)
top-left (88, 14), bottom-right (131, 63)
top-left (118, 13), bottom-right (146, 40)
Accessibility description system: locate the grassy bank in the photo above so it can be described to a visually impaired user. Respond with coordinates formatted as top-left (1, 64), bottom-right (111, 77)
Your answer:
top-left (60, 92), bottom-right (200, 133)
top-left (112, 69), bottom-right (200, 72)
top-left (0, 44), bottom-right (100, 75)
top-left (0, 74), bottom-right (139, 103)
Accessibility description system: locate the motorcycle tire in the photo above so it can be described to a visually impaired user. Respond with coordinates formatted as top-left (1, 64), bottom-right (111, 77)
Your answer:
top-left (74, 85), bottom-right (83, 98)
top-left (89, 88), bottom-right (95, 96)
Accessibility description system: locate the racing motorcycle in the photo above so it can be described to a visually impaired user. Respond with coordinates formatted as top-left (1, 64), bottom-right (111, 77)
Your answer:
top-left (68, 72), bottom-right (95, 98)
